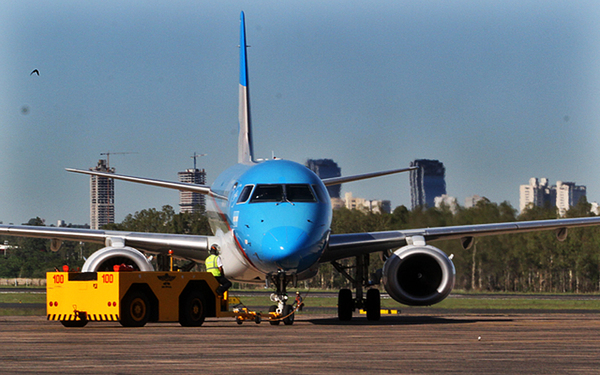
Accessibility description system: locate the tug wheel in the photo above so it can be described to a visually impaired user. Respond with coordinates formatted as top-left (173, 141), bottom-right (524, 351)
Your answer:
top-left (179, 290), bottom-right (206, 327)
top-left (120, 291), bottom-right (149, 327)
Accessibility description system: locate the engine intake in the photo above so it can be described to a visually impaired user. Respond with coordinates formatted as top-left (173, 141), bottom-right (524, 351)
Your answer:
top-left (382, 245), bottom-right (455, 306)
top-left (81, 246), bottom-right (154, 272)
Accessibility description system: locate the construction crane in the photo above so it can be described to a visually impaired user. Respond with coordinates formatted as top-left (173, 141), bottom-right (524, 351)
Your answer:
top-left (100, 152), bottom-right (138, 169)
top-left (190, 152), bottom-right (207, 171)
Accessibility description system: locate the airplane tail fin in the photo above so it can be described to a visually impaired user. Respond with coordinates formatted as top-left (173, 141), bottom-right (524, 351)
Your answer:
top-left (238, 11), bottom-right (254, 164)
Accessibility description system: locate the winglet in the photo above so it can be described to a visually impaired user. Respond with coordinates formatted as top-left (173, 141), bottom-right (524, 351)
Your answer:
top-left (238, 11), bottom-right (254, 164)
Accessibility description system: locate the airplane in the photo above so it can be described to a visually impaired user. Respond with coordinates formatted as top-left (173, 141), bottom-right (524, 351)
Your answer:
top-left (3, 11), bottom-right (600, 325)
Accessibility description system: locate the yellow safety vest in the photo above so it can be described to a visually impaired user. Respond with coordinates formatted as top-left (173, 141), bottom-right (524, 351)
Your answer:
top-left (205, 254), bottom-right (221, 277)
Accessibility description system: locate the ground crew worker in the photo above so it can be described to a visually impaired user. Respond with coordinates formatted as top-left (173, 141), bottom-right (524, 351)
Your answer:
top-left (295, 291), bottom-right (304, 311)
top-left (206, 244), bottom-right (232, 296)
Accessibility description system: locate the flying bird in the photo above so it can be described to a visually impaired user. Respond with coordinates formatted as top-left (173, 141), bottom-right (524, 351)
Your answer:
top-left (30, 69), bottom-right (39, 76)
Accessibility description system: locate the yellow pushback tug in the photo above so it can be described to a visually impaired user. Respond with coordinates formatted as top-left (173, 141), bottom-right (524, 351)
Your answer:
top-left (46, 268), bottom-right (242, 327)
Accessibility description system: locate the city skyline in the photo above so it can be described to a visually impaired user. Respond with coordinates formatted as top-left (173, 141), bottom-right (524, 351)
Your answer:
top-left (25, 158), bottom-right (600, 227)
top-left (519, 177), bottom-right (588, 216)
top-left (2, 1), bottom-right (600, 225)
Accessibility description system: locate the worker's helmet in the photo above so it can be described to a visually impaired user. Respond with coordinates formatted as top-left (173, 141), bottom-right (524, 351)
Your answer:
top-left (210, 244), bottom-right (220, 255)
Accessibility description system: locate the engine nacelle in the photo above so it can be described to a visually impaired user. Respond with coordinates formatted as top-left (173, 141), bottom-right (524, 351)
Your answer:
top-left (81, 246), bottom-right (154, 272)
top-left (382, 245), bottom-right (455, 306)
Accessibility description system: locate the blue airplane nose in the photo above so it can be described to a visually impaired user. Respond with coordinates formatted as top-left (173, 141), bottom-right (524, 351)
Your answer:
top-left (261, 226), bottom-right (311, 269)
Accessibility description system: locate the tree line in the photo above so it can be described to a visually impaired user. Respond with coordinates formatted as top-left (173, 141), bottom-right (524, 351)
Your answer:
top-left (2, 200), bottom-right (600, 293)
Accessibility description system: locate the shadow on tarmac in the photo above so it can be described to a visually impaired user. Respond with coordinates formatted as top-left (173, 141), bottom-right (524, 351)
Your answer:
top-left (307, 315), bottom-right (512, 326)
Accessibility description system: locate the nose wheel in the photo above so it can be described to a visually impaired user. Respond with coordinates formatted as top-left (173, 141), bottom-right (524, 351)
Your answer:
top-left (267, 272), bottom-right (296, 325)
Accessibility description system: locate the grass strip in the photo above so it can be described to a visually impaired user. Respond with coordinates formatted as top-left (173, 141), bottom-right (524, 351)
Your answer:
top-left (0, 293), bottom-right (46, 304)
top-left (4, 292), bottom-right (600, 316)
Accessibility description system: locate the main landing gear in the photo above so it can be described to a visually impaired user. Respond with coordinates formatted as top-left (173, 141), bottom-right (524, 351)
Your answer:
top-left (332, 254), bottom-right (381, 321)
top-left (267, 271), bottom-right (295, 325)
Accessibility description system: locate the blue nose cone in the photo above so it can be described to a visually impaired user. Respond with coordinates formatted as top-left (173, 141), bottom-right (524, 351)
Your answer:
top-left (261, 226), bottom-right (312, 270)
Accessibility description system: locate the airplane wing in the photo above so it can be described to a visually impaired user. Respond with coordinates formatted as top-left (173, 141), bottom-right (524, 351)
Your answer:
top-left (0, 224), bottom-right (213, 261)
top-left (320, 216), bottom-right (600, 262)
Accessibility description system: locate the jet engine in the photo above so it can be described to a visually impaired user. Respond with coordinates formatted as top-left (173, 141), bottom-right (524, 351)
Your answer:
top-left (382, 244), bottom-right (455, 306)
top-left (81, 246), bottom-right (154, 272)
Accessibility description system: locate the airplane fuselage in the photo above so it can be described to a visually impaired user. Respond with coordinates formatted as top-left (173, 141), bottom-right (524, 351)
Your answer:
top-left (207, 159), bottom-right (332, 281)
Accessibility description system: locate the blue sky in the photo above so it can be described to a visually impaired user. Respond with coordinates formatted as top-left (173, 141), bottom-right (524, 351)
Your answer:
top-left (1, 1), bottom-right (599, 225)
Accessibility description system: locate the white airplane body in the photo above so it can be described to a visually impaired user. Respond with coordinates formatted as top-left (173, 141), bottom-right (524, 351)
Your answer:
top-left (3, 12), bottom-right (600, 322)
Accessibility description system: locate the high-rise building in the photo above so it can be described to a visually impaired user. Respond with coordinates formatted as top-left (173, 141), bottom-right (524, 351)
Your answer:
top-left (519, 178), bottom-right (554, 212)
top-left (556, 181), bottom-right (586, 217)
top-left (178, 168), bottom-right (207, 213)
top-left (90, 159), bottom-right (115, 230)
top-left (434, 194), bottom-right (458, 214)
top-left (464, 195), bottom-right (487, 208)
top-left (410, 159), bottom-right (446, 209)
top-left (343, 192), bottom-right (391, 214)
top-left (306, 159), bottom-right (341, 198)
top-left (519, 178), bottom-right (586, 216)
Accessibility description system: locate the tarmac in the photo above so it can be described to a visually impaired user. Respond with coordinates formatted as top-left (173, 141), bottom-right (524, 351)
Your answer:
top-left (2, 312), bottom-right (600, 374)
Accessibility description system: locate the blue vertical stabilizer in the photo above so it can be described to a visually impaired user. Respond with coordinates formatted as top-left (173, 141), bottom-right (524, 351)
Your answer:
top-left (238, 11), bottom-right (254, 164)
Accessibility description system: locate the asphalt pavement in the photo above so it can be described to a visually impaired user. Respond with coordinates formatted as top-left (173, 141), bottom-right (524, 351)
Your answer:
top-left (1, 312), bottom-right (600, 374)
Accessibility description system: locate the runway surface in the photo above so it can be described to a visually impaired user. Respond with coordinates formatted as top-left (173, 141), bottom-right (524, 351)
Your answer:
top-left (2, 312), bottom-right (600, 374)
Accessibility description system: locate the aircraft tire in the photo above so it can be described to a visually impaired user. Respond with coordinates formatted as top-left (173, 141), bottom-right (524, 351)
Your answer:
top-left (338, 289), bottom-right (353, 321)
top-left (282, 304), bottom-right (294, 325)
top-left (179, 290), bottom-right (206, 327)
top-left (366, 288), bottom-right (381, 321)
top-left (269, 305), bottom-right (280, 325)
top-left (120, 291), bottom-right (150, 327)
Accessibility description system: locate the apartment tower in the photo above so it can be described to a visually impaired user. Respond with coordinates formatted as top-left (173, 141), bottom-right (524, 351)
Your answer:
top-left (178, 168), bottom-right (207, 213)
top-left (90, 159), bottom-right (115, 230)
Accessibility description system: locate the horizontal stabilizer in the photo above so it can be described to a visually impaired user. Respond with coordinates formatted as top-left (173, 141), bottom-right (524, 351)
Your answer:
top-left (65, 168), bottom-right (224, 198)
top-left (322, 166), bottom-right (417, 186)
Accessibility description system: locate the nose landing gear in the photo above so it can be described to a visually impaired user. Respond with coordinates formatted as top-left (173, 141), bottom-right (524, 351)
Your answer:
top-left (267, 272), bottom-right (296, 325)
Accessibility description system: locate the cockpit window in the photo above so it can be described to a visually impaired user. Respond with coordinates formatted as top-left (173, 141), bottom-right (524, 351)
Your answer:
top-left (237, 185), bottom-right (254, 203)
top-left (249, 184), bottom-right (317, 203)
top-left (312, 184), bottom-right (329, 203)
top-left (250, 185), bottom-right (284, 203)
top-left (286, 184), bottom-right (317, 202)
